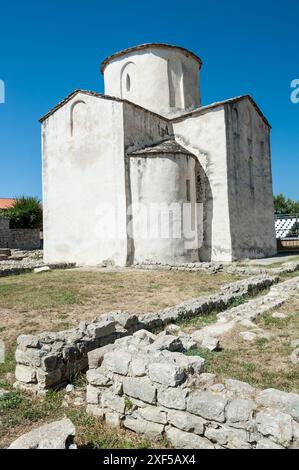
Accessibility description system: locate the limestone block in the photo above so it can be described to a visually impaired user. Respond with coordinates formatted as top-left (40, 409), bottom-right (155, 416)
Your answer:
top-left (167, 410), bottom-right (205, 435)
top-left (139, 406), bottom-right (168, 425)
top-left (86, 368), bottom-right (111, 386)
top-left (88, 344), bottom-right (115, 369)
top-left (180, 337), bottom-right (197, 351)
top-left (87, 320), bottom-right (115, 339)
top-left (165, 324), bottom-right (181, 335)
top-left (8, 418), bottom-right (76, 449)
top-left (184, 355), bottom-right (205, 374)
top-left (201, 336), bottom-right (220, 351)
top-left (123, 376), bottom-right (156, 404)
top-left (133, 329), bottom-right (156, 344)
top-left (15, 365), bottom-right (37, 384)
top-left (290, 421), bottom-right (299, 449)
top-left (256, 409), bottom-right (293, 446)
top-left (102, 351), bottom-right (132, 375)
top-left (86, 385), bottom-right (101, 405)
top-left (34, 266), bottom-right (50, 273)
top-left (187, 391), bottom-right (228, 422)
top-left (108, 312), bottom-right (138, 330)
top-left (205, 424), bottom-right (250, 449)
top-left (256, 389), bottom-right (299, 422)
top-left (123, 416), bottom-right (164, 439)
top-left (15, 348), bottom-right (43, 368)
top-left (225, 399), bottom-right (256, 428)
top-left (150, 335), bottom-right (183, 352)
top-left (129, 355), bottom-right (149, 377)
top-left (224, 379), bottom-right (256, 399)
top-left (166, 426), bottom-right (214, 449)
top-left (157, 386), bottom-right (188, 410)
top-left (148, 363), bottom-right (186, 387)
top-left (17, 334), bottom-right (40, 349)
top-left (256, 438), bottom-right (284, 449)
top-left (101, 390), bottom-right (126, 414)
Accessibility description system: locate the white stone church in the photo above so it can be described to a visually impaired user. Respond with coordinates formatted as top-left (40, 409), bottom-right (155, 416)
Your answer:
top-left (40, 43), bottom-right (276, 266)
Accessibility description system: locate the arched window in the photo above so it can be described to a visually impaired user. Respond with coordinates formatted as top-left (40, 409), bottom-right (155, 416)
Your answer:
top-left (168, 59), bottom-right (184, 109)
top-left (70, 100), bottom-right (87, 136)
top-left (120, 62), bottom-right (136, 99)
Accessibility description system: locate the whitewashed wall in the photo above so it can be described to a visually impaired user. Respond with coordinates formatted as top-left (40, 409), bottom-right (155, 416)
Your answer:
top-left (173, 107), bottom-right (233, 262)
top-left (42, 93), bottom-right (127, 266)
top-left (103, 46), bottom-right (200, 117)
top-left (225, 99), bottom-right (276, 259)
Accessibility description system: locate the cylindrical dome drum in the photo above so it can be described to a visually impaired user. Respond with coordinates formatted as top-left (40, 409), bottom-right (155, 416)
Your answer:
top-left (101, 44), bottom-right (202, 117)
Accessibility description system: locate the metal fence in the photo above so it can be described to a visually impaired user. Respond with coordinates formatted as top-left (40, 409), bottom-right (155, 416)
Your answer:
top-left (275, 214), bottom-right (299, 239)
top-left (275, 214), bottom-right (299, 252)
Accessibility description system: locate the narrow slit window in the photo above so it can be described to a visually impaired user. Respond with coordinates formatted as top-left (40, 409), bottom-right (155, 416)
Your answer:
top-left (249, 156), bottom-right (254, 193)
top-left (126, 74), bottom-right (131, 92)
top-left (260, 141), bottom-right (265, 158)
top-left (186, 179), bottom-right (191, 202)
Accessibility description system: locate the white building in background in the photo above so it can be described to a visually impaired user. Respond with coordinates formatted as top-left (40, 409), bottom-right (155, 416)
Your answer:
top-left (40, 43), bottom-right (276, 266)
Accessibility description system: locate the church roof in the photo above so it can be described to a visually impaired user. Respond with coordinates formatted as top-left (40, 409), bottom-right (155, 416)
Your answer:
top-left (127, 139), bottom-right (195, 157)
top-left (172, 95), bottom-right (271, 128)
top-left (100, 43), bottom-right (202, 73)
top-left (39, 90), bottom-right (270, 129)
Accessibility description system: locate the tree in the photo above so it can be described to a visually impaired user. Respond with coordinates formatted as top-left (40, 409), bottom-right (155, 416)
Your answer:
top-left (6, 196), bottom-right (43, 229)
top-left (273, 194), bottom-right (299, 215)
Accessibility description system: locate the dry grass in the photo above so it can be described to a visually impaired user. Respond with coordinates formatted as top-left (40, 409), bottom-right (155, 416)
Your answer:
top-left (0, 387), bottom-right (168, 449)
top-left (0, 269), bottom-right (239, 350)
top-left (186, 297), bottom-right (299, 392)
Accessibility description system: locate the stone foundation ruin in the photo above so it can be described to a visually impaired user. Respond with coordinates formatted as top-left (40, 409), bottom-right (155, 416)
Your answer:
top-left (12, 273), bottom-right (299, 449)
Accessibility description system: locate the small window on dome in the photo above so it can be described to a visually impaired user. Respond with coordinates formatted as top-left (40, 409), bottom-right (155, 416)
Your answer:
top-left (126, 74), bottom-right (131, 92)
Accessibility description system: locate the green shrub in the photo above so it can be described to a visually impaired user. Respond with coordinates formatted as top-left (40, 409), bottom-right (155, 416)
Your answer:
top-left (6, 196), bottom-right (42, 229)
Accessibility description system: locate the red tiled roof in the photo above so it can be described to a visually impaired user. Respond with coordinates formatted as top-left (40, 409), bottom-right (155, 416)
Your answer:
top-left (0, 198), bottom-right (16, 209)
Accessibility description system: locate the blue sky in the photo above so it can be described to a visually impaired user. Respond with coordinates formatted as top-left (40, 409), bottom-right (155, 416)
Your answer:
top-left (0, 0), bottom-right (298, 200)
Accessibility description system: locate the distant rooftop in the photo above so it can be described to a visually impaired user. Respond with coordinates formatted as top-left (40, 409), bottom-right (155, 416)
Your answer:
top-left (101, 43), bottom-right (202, 73)
top-left (0, 198), bottom-right (16, 210)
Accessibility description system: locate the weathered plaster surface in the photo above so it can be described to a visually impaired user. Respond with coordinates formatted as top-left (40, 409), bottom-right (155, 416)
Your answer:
top-left (173, 107), bottom-right (232, 261)
top-left (42, 93), bottom-right (127, 266)
top-left (41, 44), bottom-right (276, 266)
top-left (103, 45), bottom-right (200, 117)
top-left (225, 99), bottom-right (276, 259)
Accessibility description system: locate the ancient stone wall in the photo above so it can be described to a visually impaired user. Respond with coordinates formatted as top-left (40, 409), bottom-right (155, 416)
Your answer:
top-left (9, 229), bottom-right (40, 250)
top-left (0, 217), bottom-right (40, 250)
top-left (14, 275), bottom-right (276, 392)
top-left (85, 331), bottom-right (299, 449)
top-left (0, 217), bottom-right (10, 248)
